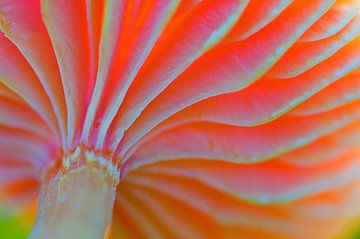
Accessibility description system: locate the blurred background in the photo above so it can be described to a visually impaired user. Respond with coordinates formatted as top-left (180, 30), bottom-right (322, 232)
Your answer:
top-left (0, 202), bottom-right (36, 239)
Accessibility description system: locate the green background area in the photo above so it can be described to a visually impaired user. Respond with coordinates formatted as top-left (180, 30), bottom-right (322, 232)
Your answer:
top-left (0, 210), bottom-right (31, 239)
top-left (339, 220), bottom-right (360, 239)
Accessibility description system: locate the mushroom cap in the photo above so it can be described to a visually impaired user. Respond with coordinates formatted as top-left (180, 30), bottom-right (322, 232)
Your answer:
top-left (1, 0), bottom-right (360, 238)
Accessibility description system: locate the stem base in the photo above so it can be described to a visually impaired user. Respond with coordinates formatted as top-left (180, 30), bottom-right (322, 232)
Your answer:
top-left (29, 165), bottom-right (116, 239)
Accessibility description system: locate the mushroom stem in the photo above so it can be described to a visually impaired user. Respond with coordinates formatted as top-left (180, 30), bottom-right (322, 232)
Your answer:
top-left (29, 165), bottom-right (117, 239)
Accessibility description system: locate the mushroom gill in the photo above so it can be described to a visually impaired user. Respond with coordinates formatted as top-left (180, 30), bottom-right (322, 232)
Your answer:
top-left (1, 0), bottom-right (360, 239)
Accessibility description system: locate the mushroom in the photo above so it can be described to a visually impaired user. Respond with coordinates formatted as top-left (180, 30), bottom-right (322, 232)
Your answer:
top-left (1, 0), bottom-right (360, 238)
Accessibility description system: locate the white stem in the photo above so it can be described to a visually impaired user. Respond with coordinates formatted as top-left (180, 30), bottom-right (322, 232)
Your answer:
top-left (29, 165), bottom-right (116, 239)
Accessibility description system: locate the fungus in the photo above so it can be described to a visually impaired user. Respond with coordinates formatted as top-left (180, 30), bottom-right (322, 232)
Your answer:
top-left (1, 0), bottom-right (360, 238)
